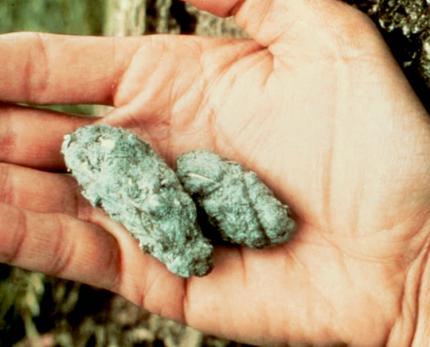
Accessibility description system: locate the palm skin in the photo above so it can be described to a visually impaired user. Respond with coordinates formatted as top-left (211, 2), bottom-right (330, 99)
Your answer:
top-left (0, 1), bottom-right (429, 346)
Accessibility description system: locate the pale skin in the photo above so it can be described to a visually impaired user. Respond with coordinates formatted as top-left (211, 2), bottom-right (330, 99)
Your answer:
top-left (0, 0), bottom-right (429, 345)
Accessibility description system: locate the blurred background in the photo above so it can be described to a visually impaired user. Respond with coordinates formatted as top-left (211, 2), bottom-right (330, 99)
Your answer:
top-left (0, 1), bottom-right (429, 346)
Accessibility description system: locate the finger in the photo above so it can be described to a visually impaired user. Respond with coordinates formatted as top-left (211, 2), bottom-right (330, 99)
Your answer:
top-left (0, 163), bottom-right (91, 217)
top-left (0, 32), bottom-right (254, 109)
top-left (0, 104), bottom-right (94, 170)
top-left (0, 202), bottom-right (120, 290)
top-left (0, 32), bottom-right (143, 105)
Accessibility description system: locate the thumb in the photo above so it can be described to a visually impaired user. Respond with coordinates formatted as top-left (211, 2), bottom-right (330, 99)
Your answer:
top-left (186, 0), bottom-right (294, 45)
top-left (185, 0), bottom-right (375, 49)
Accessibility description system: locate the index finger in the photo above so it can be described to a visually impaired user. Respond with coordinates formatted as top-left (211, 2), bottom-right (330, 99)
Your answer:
top-left (0, 32), bottom-right (142, 105)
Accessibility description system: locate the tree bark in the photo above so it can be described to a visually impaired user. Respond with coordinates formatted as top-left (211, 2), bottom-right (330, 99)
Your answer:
top-left (104, 0), bottom-right (146, 36)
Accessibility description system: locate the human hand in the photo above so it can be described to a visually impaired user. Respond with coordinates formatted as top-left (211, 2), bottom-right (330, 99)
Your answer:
top-left (0, 1), bottom-right (429, 346)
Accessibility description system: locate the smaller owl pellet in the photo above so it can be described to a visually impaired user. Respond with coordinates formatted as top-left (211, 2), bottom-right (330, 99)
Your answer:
top-left (176, 150), bottom-right (296, 248)
top-left (61, 125), bottom-right (213, 278)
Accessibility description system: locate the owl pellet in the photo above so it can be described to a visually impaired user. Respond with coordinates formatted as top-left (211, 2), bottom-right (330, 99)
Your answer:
top-left (61, 125), bottom-right (213, 278)
top-left (176, 150), bottom-right (296, 248)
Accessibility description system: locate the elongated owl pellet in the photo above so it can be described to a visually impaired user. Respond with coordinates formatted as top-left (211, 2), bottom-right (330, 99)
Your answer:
top-left (176, 150), bottom-right (296, 248)
top-left (61, 125), bottom-right (213, 278)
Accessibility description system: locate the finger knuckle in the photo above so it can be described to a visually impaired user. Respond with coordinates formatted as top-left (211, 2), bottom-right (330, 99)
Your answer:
top-left (0, 112), bottom-right (17, 162)
top-left (21, 32), bottom-right (50, 103)
top-left (0, 204), bottom-right (27, 264)
top-left (47, 215), bottom-right (74, 277)
top-left (0, 163), bottom-right (14, 204)
top-left (101, 236), bottom-right (123, 292)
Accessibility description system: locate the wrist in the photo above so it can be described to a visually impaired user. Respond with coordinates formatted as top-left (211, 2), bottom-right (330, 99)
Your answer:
top-left (388, 236), bottom-right (430, 346)
top-left (411, 238), bottom-right (430, 346)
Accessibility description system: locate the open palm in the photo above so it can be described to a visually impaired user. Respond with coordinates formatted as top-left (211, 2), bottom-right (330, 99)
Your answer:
top-left (0, 1), bottom-right (429, 346)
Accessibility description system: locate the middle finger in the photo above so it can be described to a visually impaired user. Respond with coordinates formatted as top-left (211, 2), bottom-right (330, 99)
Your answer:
top-left (0, 104), bottom-right (95, 170)
top-left (0, 163), bottom-right (91, 218)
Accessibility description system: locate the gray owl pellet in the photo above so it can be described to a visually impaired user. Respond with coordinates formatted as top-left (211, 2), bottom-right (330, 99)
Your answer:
top-left (61, 125), bottom-right (213, 278)
top-left (176, 150), bottom-right (296, 248)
